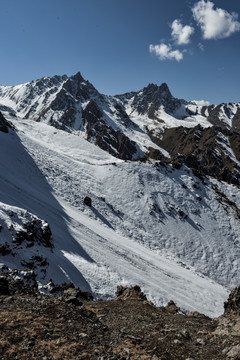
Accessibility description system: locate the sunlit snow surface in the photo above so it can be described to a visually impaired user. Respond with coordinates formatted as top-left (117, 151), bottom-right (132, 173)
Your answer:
top-left (0, 118), bottom-right (239, 317)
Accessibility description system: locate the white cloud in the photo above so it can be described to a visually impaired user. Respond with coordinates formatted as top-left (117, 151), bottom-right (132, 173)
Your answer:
top-left (192, 0), bottom-right (240, 39)
top-left (192, 99), bottom-right (211, 106)
top-left (149, 43), bottom-right (183, 61)
top-left (171, 19), bottom-right (195, 44)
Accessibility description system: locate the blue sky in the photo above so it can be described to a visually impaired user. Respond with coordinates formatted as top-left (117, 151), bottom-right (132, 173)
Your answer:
top-left (0, 0), bottom-right (239, 104)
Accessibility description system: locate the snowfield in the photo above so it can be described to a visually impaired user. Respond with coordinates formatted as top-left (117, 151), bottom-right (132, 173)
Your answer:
top-left (0, 116), bottom-right (239, 317)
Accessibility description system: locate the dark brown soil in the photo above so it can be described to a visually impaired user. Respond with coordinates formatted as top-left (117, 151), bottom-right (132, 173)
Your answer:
top-left (0, 283), bottom-right (239, 360)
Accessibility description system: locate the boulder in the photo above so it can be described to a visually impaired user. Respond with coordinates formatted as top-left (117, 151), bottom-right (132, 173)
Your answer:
top-left (115, 285), bottom-right (147, 301)
top-left (166, 300), bottom-right (180, 313)
top-left (61, 282), bottom-right (93, 305)
top-left (83, 196), bottom-right (92, 207)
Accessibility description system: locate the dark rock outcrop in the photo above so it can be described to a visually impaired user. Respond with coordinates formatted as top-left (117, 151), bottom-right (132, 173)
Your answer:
top-left (232, 107), bottom-right (240, 133)
top-left (0, 112), bottom-right (13, 133)
top-left (14, 219), bottom-right (53, 248)
top-left (166, 300), bottom-right (180, 313)
top-left (61, 282), bottom-right (93, 306)
top-left (0, 277), bottom-right (9, 295)
top-left (117, 83), bottom-right (187, 120)
top-left (0, 242), bottom-right (12, 256)
top-left (115, 285), bottom-right (147, 301)
top-left (0, 270), bottom-right (38, 295)
top-left (224, 286), bottom-right (240, 315)
top-left (83, 100), bottom-right (138, 160)
top-left (149, 124), bottom-right (240, 184)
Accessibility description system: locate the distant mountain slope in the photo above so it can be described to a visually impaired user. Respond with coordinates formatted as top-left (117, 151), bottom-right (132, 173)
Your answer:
top-left (0, 72), bottom-right (239, 185)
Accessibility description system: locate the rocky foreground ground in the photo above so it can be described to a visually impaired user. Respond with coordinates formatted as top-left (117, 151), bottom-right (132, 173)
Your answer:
top-left (0, 272), bottom-right (239, 360)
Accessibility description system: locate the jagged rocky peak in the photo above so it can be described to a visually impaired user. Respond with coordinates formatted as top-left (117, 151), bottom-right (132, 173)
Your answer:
top-left (135, 82), bottom-right (173, 106)
top-left (70, 71), bottom-right (84, 82)
top-left (18, 74), bottom-right (68, 103)
top-left (199, 102), bottom-right (240, 132)
top-left (30, 74), bottom-right (68, 89)
top-left (143, 82), bottom-right (172, 98)
top-left (130, 82), bottom-right (185, 119)
top-left (52, 71), bottom-right (102, 108)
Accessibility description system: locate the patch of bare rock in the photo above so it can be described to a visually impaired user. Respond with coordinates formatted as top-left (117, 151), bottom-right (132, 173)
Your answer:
top-left (0, 275), bottom-right (239, 360)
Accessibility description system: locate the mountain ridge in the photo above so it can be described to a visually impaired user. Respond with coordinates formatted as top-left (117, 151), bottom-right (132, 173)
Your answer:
top-left (0, 72), bottom-right (240, 167)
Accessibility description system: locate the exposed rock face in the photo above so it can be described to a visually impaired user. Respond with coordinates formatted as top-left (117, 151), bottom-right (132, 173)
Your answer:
top-left (0, 204), bottom-right (54, 282)
top-left (61, 282), bottom-right (93, 305)
top-left (115, 285), bottom-right (147, 301)
top-left (0, 269), bottom-right (38, 295)
top-left (17, 75), bottom-right (68, 118)
top-left (82, 100), bottom-right (138, 160)
top-left (206, 104), bottom-right (225, 127)
top-left (229, 132), bottom-right (240, 162)
top-left (165, 300), bottom-right (180, 314)
top-left (117, 82), bottom-right (187, 120)
top-left (224, 286), bottom-right (240, 315)
top-left (0, 242), bottom-right (12, 256)
top-left (205, 103), bottom-right (240, 132)
top-left (0, 277), bottom-right (9, 295)
top-left (0, 112), bottom-right (13, 133)
top-left (232, 107), bottom-right (240, 133)
top-left (150, 125), bottom-right (240, 184)
top-left (14, 219), bottom-right (53, 248)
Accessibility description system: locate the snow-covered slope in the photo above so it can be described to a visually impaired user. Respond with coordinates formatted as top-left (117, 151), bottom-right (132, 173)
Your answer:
top-left (0, 117), bottom-right (239, 317)
top-left (0, 74), bottom-right (240, 317)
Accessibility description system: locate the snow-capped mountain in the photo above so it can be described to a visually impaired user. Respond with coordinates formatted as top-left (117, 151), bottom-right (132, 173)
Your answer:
top-left (0, 73), bottom-right (239, 317)
top-left (1, 72), bottom-right (239, 179)
top-left (0, 73), bottom-right (142, 160)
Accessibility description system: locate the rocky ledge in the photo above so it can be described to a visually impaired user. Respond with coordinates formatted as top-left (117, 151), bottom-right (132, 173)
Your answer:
top-left (0, 275), bottom-right (239, 360)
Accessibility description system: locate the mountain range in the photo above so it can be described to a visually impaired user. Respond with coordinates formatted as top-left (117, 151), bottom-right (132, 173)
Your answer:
top-left (0, 72), bottom-right (239, 317)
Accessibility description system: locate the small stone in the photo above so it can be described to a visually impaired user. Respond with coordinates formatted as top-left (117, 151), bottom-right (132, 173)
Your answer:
top-left (79, 332), bottom-right (88, 338)
top-left (174, 339), bottom-right (182, 344)
top-left (122, 347), bottom-right (130, 355)
top-left (196, 338), bottom-right (205, 345)
top-left (181, 330), bottom-right (191, 339)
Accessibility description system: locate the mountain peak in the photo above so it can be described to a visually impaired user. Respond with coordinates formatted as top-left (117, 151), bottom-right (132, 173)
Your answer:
top-left (143, 82), bottom-right (172, 99)
top-left (145, 83), bottom-right (159, 90)
top-left (159, 82), bottom-right (171, 93)
top-left (71, 71), bottom-right (84, 83)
